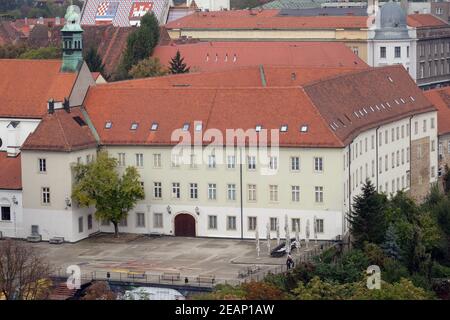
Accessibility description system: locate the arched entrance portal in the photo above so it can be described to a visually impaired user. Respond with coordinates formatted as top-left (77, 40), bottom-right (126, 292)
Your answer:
top-left (174, 213), bottom-right (196, 237)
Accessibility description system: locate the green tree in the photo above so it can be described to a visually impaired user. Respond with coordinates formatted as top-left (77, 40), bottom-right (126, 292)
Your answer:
top-left (19, 46), bottom-right (61, 59)
top-left (72, 151), bottom-right (145, 237)
top-left (349, 180), bottom-right (388, 248)
top-left (128, 57), bottom-right (168, 79)
top-left (116, 12), bottom-right (160, 80)
top-left (84, 47), bottom-right (105, 75)
top-left (169, 50), bottom-right (190, 74)
top-left (381, 224), bottom-right (402, 260)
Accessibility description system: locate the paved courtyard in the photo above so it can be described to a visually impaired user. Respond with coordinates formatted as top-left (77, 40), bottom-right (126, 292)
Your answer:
top-left (26, 234), bottom-right (327, 284)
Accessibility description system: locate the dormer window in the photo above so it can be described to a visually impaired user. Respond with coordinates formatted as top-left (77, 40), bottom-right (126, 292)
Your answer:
top-left (255, 125), bottom-right (262, 132)
top-left (280, 125), bottom-right (288, 132)
top-left (105, 121), bottom-right (112, 129)
top-left (195, 123), bottom-right (202, 131)
top-left (150, 122), bottom-right (158, 131)
top-left (131, 122), bottom-right (138, 130)
top-left (300, 125), bottom-right (308, 133)
top-left (182, 123), bottom-right (190, 131)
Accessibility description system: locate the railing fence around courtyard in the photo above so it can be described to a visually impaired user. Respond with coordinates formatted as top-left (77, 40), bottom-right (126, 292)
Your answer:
top-left (55, 241), bottom-right (339, 290)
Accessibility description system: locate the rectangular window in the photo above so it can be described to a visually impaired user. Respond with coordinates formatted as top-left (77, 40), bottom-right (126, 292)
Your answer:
top-left (227, 184), bottom-right (236, 201)
top-left (78, 217), bottom-right (83, 233)
top-left (407, 147), bottom-right (410, 162)
top-left (153, 153), bottom-right (161, 168)
top-left (248, 184), bottom-right (257, 201)
top-left (270, 217), bottom-right (278, 231)
top-left (269, 185), bottom-right (278, 202)
top-left (227, 216), bottom-right (236, 230)
top-left (402, 149), bottom-right (405, 164)
top-left (379, 157), bottom-right (382, 174)
top-left (42, 187), bottom-right (50, 204)
top-left (423, 119), bottom-right (427, 133)
top-left (153, 182), bottom-right (162, 199)
top-left (136, 212), bottom-right (145, 228)
top-left (190, 183), bottom-right (198, 199)
top-left (208, 155), bottom-right (216, 168)
top-left (396, 127), bottom-right (399, 140)
top-left (172, 182), bottom-right (180, 199)
top-left (291, 156), bottom-right (300, 171)
top-left (385, 155), bottom-right (388, 172)
top-left (391, 128), bottom-right (395, 142)
top-left (431, 140), bottom-right (436, 152)
top-left (208, 183), bottom-right (217, 200)
top-left (1, 206), bottom-right (11, 221)
top-left (247, 156), bottom-right (256, 170)
top-left (385, 130), bottom-right (388, 144)
top-left (171, 154), bottom-right (181, 168)
top-left (292, 218), bottom-right (300, 232)
top-left (431, 166), bottom-right (436, 178)
top-left (371, 135), bottom-right (375, 149)
top-left (248, 216), bottom-right (257, 231)
top-left (315, 219), bottom-right (324, 233)
top-left (208, 215), bottom-right (217, 229)
top-left (392, 152), bottom-right (395, 168)
top-left (88, 214), bottom-right (93, 230)
top-left (153, 213), bottom-right (163, 228)
top-left (135, 153), bottom-right (143, 167)
top-left (431, 118), bottom-right (435, 129)
top-left (38, 158), bottom-right (46, 173)
top-left (269, 156), bottom-right (278, 170)
top-left (119, 216), bottom-right (127, 227)
top-left (395, 46), bottom-right (401, 58)
top-left (291, 185), bottom-right (300, 202)
top-left (315, 186), bottom-right (324, 203)
top-left (380, 46), bottom-right (386, 58)
top-left (118, 153), bottom-right (126, 166)
top-left (372, 160), bottom-right (375, 177)
top-left (379, 132), bottom-right (382, 146)
top-left (227, 155), bottom-right (236, 169)
top-left (190, 154), bottom-right (197, 169)
top-left (314, 157), bottom-right (323, 172)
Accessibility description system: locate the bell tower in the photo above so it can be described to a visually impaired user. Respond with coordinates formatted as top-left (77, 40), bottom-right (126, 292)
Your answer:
top-left (61, 5), bottom-right (83, 72)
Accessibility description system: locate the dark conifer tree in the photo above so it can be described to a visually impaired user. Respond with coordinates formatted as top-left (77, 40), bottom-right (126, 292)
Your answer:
top-left (169, 50), bottom-right (190, 74)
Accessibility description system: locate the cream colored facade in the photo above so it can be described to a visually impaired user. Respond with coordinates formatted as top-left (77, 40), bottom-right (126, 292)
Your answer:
top-left (17, 107), bottom-right (439, 243)
top-left (21, 149), bottom-right (98, 242)
top-left (167, 28), bottom-right (369, 62)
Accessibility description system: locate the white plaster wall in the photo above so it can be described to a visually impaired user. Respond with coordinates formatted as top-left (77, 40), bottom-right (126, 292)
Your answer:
top-left (0, 118), bottom-right (40, 153)
top-left (0, 190), bottom-right (23, 238)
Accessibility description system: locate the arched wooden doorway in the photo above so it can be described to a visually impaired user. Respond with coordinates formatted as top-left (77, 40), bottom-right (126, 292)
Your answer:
top-left (174, 213), bottom-right (196, 237)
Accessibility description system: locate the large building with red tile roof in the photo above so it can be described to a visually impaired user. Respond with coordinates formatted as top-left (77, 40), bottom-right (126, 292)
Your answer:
top-left (152, 41), bottom-right (368, 72)
top-left (16, 64), bottom-right (438, 242)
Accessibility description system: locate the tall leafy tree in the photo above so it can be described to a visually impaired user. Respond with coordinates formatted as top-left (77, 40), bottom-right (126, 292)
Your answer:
top-left (84, 47), bottom-right (105, 75)
top-left (128, 57), bottom-right (168, 79)
top-left (348, 180), bottom-right (388, 248)
top-left (169, 50), bottom-right (190, 74)
top-left (115, 12), bottom-right (160, 80)
top-left (72, 151), bottom-right (145, 237)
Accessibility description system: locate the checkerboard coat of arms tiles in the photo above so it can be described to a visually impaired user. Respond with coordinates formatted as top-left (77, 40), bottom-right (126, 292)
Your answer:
top-left (81, 0), bottom-right (169, 26)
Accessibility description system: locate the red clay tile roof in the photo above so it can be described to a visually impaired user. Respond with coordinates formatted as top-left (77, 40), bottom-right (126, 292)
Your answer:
top-left (407, 14), bottom-right (449, 28)
top-left (0, 152), bottom-right (21, 190)
top-left (102, 65), bottom-right (362, 88)
top-left (303, 65), bottom-right (436, 144)
top-left (165, 9), bottom-right (370, 30)
top-left (83, 86), bottom-right (343, 147)
top-left (21, 107), bottom-right (98, 152)
top-left (0, 60), bottom-right (77, 118)
top-left (153, 41), bottom-right (367, 72)
top-left (424, 87), bottom-right (450, 135)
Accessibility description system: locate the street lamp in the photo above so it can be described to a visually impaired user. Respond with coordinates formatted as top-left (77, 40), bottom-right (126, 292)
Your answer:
top-left (11, 195), bottom-right (18, 205)
top-left (195, 206), bottom-right (200, 215)
top-left (65, 197), bottom-right (72, 208)
top-left (166, 205), bottom-right (172, 214)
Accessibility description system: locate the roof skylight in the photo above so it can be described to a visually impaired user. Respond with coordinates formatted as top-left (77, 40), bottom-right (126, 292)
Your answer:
top-left (182, 123), bottom-right (190, 131)
top-left (105, 121), bottom-right (112, 129)
top-left (150, 122), bottom-right (158, 131)
top-left (280, 125), bottom-right (288, 132)
top-left (131, 122), bottom-right (138, 130)
top-left (300, 125), bottom-right (309, 133)
top-left (195, 123), bottom-right (203, 131)
top-left (255, 125), bottom-right (262, 132)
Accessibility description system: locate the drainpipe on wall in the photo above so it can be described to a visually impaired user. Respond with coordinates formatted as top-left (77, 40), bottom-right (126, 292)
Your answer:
top-left (239, 147), bottom-right (244, 240)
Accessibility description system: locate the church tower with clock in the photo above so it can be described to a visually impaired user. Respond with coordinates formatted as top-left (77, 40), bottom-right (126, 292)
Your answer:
top-left (61, 5), bottom-right (84, 72)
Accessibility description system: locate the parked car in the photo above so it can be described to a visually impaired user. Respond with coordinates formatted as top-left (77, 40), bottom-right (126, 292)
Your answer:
top-left (270, 238), bottom-right (298, 257)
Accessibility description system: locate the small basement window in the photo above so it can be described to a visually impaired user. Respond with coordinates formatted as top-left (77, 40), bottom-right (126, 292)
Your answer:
top-left (150, 122), bottom-right (158, 131)
top-left (105, 121), bottom-right (112, 129)
top-left (73, 116), bottom-right (86, 126)
top-left (280, 125), bottom-right (288, 132)
top-left (131, 122), bottom-right (138, 130)
top-left (300, 125), bottom-right (309, 133)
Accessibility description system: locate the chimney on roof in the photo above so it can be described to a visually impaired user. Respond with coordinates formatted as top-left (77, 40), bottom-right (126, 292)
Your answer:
top-left (48, 99), bottom-right (55, 114)
top-left (63, 98), bottom-right (70, 113)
